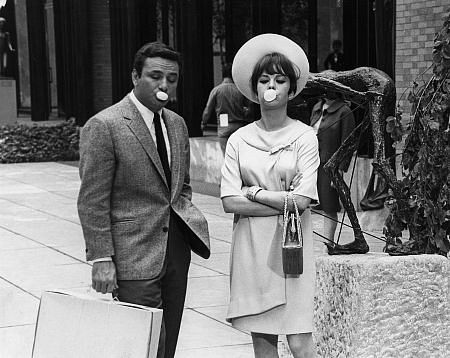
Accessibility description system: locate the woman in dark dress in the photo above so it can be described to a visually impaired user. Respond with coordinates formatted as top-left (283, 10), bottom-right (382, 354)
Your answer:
top-left (309, 91), bottom-right (355, 245)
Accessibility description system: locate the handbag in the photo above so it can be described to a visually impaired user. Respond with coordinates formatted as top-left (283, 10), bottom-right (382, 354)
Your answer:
top-left (282, 191), bottom-right (304, 275)
top-left (360, 169), bottom-right (388, 211)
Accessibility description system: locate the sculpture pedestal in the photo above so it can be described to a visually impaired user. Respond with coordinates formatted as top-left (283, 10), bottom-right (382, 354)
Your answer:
top-left (280, 253), bottom-right (449, 357)
top-left (0, 77), bottom-right (17, 126)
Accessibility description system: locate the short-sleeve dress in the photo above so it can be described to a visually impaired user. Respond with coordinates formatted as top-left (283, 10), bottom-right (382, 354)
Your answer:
top-left (220, 120), bottom-right (320, 334)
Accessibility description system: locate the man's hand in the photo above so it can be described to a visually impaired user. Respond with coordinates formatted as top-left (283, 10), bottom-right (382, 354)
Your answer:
top-left (92, 261), bottom-right (118, 294)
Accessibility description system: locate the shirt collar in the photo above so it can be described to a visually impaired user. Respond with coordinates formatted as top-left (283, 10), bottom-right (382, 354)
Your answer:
top-left (129, 90), bottom-right (163, 121)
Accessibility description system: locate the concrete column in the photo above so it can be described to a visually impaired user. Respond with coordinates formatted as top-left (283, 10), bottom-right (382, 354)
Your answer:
top-left (44, 0), bottom-right (58, 115)
top-left (13, 0), bottom-right (31, 108)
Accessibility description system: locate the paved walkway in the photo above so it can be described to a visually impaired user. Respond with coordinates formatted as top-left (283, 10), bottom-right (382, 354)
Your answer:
top-left (0, 162), bottom-right (385, 357)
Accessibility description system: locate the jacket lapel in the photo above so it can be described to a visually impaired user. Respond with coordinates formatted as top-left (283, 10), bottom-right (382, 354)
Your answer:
top-left (121, 96), bottom-right (169, 188)
top-left (162, 109), bottom-right (182, 199)
top-left (310, 99), bottom-right (346, 133)
top-left (318, 100), bottom-right (347, 133)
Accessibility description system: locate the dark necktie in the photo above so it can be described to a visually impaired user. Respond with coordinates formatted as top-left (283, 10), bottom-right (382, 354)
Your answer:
top-left (153, 112), bottom-right (171, 188)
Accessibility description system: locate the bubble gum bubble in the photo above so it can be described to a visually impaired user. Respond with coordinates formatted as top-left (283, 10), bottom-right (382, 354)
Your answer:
top-left (264, 89), bottom-right (277, 102)
top-left (156, 91), bottom-right (169, 101)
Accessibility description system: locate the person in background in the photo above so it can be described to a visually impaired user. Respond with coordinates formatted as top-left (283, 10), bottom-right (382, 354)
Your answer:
top-left (201, 62), bottom-right (252, 138)
top-left (0, 17), bottom-right (15, 77)
top-left (323, 39), bottom-right (345, 71)
top-left (310, 91), bottom-right (355, 248)
top-left (221, 34), bottom-right (319, 358)
top-left (77, 41), bottom-right (210, 358)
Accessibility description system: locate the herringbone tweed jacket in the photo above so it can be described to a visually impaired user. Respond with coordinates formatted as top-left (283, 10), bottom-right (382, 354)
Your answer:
top-left (77, 95), bottom-right (210, 280)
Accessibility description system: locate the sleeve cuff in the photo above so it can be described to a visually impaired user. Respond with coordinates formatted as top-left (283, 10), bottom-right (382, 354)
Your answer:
top-left (92, 257), bottom-right (113, 263)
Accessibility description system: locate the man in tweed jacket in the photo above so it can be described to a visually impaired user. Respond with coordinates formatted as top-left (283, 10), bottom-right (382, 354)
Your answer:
top-left (77, 42), bottom-right (210, 358)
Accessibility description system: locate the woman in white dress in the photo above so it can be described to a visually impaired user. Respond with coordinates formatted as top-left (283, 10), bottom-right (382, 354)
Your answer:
top-left (220, 34), bottom-right (320, 358)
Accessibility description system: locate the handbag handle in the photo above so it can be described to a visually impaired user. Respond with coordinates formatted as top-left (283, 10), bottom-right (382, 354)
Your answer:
top-left (282, 189), bottom-right (303, 247)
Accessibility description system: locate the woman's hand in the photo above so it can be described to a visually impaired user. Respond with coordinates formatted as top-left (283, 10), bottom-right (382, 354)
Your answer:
top-left (290, 171), bottom-right (303, 189)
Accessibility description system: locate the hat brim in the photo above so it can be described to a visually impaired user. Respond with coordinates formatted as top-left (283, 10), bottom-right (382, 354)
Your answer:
top-left (232, 34), bottom-right (309, 103)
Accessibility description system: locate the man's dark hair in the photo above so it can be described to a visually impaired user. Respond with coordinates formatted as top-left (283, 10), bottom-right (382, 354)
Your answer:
top-left (250, 52), bottom-right (300, 96)
top-left (133, 41), bottom-right (181, 76)
top-left (222, 63), bottom-right (232, 78)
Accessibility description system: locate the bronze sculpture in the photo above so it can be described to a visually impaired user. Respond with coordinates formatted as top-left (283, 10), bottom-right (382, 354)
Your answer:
top-left (303, 67), bottom-right (396, 255)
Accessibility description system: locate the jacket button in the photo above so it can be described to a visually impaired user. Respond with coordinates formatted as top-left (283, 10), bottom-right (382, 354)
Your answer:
top-left (162, 227), bottom-right (169, 232)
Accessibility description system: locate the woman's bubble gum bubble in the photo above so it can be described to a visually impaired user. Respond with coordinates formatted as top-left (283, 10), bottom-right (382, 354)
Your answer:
top-left (264, 89), bottom-right (277, 102)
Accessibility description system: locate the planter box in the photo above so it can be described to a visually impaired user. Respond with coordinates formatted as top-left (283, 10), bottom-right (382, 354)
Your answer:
top-left (280, 253), bottom-right (449, 357)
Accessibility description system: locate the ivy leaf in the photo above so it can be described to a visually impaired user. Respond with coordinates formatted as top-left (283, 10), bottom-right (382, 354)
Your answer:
top-left (428, 120), bottom-right (440, 130)
top-left (442, 43), bottom-right (450, 59)
top-left (432, 49), bottom-right (442, 64)
top-left (408, 91), bottom-right (418, 104)
top-left (435, 229), bottom-right (450, 252)
top-left (392, 128), bottom-right (403, 142)
top-left (443, 58), bottom-right (450, 69)
top-left (386, 116), bottom-right (396, 133)
top-left (408, 197), bottom-right (418, 208)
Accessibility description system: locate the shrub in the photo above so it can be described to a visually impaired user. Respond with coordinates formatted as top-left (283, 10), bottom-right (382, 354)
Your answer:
top-left (0, 118), bottom-right (79, 163)
top-left (376, 13), bottom-right (450, 256)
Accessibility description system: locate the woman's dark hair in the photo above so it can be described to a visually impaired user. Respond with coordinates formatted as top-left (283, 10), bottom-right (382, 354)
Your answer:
top-left (250, 52), bottom-right (300, 96)
top-left (133, 41), bottom-right (181, 76)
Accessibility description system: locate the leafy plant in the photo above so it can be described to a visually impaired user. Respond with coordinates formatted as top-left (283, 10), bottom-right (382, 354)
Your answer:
top-left (376, 13), bottom-right (450, 256)
top-left (0, 118), bottom-right (79, 163)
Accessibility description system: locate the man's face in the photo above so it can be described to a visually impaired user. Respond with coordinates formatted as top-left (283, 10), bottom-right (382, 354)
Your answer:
top-left (132, 57), bottom-right (179, 112)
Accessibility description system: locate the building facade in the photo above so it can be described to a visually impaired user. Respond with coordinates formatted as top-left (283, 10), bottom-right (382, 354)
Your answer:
top-left (1, 0), bottom-right (448, 134)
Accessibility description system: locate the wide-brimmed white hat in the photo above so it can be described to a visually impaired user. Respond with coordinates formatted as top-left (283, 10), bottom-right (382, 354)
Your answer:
top-left (232, 33), bottom-right (309, 103)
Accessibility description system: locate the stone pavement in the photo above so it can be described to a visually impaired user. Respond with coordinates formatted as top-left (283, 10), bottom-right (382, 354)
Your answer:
top-left (0, 162), bottom-right (386, 357)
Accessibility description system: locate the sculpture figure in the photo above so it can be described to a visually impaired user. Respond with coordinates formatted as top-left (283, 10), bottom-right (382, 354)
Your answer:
top-left (303, 67), bottom-right (396, 254)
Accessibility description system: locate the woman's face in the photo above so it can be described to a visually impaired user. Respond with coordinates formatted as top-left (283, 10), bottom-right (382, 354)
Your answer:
top-left (256, 71), bottom-right (291, 106)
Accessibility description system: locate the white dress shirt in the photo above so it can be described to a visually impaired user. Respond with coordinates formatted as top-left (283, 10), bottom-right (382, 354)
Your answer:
top-left (129, 90), bottom-right (171, 165)
top-left (92, 91), bottom-right (172, 264)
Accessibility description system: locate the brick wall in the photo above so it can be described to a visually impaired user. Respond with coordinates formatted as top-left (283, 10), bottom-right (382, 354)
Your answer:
top-left (89, 0), bottom-right (112, 113)
top-left (395, 0), bottom-right (449, 122)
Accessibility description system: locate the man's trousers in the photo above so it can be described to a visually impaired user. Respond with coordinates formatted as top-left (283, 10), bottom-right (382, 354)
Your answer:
top-left (116, 212), bottom-right (191, 358)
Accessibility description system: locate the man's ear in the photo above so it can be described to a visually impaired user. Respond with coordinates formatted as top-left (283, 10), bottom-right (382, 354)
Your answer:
top-left (131, 69), bottom-right (139, 86)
